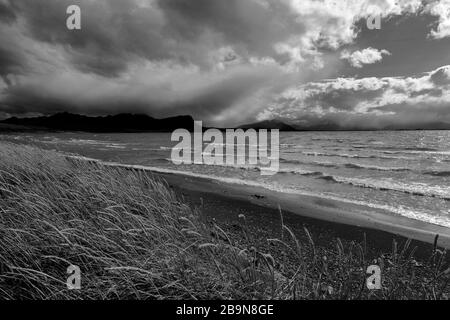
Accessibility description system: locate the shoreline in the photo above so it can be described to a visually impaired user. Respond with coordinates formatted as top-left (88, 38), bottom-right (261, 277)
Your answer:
top-left (69, 156), bottom-right (450, 250)
top-left (1, 142), bottom-right (449, 299)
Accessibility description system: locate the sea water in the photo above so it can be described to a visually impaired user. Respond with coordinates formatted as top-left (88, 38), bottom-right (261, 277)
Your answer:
top-left (3, 130), bottom-right (449, 227)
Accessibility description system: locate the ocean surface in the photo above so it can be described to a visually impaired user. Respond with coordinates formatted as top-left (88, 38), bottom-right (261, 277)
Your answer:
top-left (2, 130), bottom-right (449, 228)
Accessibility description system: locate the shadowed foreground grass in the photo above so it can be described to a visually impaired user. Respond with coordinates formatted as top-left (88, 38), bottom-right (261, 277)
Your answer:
top-left (0, 142), bottom-right (448, 300)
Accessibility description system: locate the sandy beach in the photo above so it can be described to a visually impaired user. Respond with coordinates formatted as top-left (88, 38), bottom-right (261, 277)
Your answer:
top-left (1, 142), bottom-right (449, 300)
top-left (158, 172), bottom-right (450, 255)
top-left (73, 157), bottom-right (450, 253)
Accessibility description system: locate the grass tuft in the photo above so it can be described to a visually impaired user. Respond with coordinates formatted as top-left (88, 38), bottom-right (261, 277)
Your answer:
top-left (0, 142), bottom-right (448, 300)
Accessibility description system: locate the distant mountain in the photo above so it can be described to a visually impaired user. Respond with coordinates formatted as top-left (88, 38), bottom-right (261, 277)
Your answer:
top-left (242, 119), bottom-right (450, 131)
top-left (0, 113), bottom-right (194, 132)
top-left (291, 121), bottom-right (343, 131)
top-left (294, 121), bottom-right (450, 131)
top-left (2, 113), bottom-right (448, 133)
top-left (239, 120), bottom-right (296, 131)
top-left (381, 122), bottom-right (450, 131)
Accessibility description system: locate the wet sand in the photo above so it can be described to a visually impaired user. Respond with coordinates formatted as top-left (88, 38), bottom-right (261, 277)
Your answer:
top-left (156, 172), bottom-right (450, 254)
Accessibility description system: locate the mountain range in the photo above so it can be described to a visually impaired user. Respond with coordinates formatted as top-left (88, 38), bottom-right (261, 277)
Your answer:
top-left (0, 113), bottom-right (194, 132)
top-left (1, 113), bottom-right (449, 132)
top-left (0, 113), bottom-right (297, 132)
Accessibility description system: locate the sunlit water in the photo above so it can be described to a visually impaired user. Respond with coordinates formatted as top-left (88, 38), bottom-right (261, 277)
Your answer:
top-left (2, 131), bottom-right (449, 227)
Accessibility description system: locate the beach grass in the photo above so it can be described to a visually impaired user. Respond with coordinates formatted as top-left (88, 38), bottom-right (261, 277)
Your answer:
top-left (0, 141), bottom-right (448, 300)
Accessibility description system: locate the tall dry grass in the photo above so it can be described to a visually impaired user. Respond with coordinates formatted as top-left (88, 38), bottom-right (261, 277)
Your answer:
top-left (0, 141), bottom-right (448, 300)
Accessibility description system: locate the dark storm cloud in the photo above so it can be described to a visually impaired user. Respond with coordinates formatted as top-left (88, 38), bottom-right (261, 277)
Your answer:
top-left (0, 0), bottom-right (313, 124)
top-left (1, 0), bottom-right (450, 128)
top-left (7, 0), bottom-right (171, 77)
top-left (0, 0), bottom-right (319, 126)
top-left (0, 61), bottom-right (283, 125)
top-left (158, 0), bottom-right (304, 62)
top-left (2, 0), bottom-right (301, 77)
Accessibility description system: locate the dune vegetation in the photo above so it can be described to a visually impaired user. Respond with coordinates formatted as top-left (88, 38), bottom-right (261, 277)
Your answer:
top-left (0, 141), bottom-right (448, 300)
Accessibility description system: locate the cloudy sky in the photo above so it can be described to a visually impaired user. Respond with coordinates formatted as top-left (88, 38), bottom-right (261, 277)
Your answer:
top-left (1, 0), bottom-right (450, 129)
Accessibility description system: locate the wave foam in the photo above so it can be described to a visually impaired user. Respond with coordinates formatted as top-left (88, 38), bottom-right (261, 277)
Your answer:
top-left (68, 155), bottom-right (450, 228)
top-left (317, 174), bottom-right (450, 200)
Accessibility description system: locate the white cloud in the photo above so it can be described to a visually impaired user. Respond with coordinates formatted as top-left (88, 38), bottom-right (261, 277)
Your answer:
top-left (257, 65), bottom-right (450, 129)
top-left (341, 48), bottom-right (391, 68)
top-left (425, 0), bottom-right (450, 39)
top-left (287, 0), bottom-right (423, 49)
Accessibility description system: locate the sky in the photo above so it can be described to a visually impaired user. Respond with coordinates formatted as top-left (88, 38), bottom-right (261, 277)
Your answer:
top-left (1, 0), bottom-right (450, 129)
